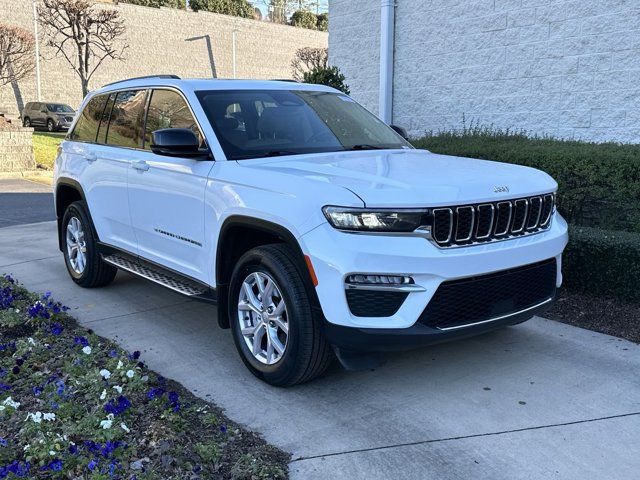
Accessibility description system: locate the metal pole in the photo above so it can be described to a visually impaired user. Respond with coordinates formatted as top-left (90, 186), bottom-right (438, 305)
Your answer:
top-left (379, 0), bottom-right (395, 124)
top-left (232, 30), bottom-right (238, 79)
top-left (32, 0), bottom-right (42, 101)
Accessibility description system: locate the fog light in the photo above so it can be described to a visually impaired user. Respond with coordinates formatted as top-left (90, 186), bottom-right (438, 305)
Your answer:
top-left (346, 274), bottom-right (413, 285)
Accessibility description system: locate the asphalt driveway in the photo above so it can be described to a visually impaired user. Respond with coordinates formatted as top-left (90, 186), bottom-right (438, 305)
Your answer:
top-left (1, 221), bottom-right (639, 479)
top-left (0, 178), bottom-right (55, 227)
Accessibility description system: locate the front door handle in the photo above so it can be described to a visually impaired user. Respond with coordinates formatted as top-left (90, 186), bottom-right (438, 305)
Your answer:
top-left (131, 161), bottom-right (149, 172)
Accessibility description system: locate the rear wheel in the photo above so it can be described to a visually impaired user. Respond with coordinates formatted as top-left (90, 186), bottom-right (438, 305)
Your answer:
top-left (229, 244), bottom-right (332, 386)
top-left (62, 201), bottom-right (117, 288)
top-left (47, 119), bottom-right (55, 132)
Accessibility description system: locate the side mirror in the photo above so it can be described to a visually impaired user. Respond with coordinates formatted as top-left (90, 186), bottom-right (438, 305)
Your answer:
top-left (390, 125), bottom-right (410, 141)
top-left (150, 128), bottom-right (209, 158)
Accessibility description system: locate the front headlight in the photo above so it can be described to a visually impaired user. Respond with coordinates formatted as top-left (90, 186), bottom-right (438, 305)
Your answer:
top-left (322, 206), bottom-right (430, 232)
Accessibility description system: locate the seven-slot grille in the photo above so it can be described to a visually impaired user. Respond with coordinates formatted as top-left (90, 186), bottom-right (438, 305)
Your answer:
top-left (431, 194), bottom-right (555, 247)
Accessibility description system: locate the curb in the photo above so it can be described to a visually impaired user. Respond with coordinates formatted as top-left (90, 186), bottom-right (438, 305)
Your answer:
top-left (0, 170), bottom-right (53, 179)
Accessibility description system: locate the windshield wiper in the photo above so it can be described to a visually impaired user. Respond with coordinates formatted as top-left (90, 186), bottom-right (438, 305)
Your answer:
top-left (346, 144), bottom-right (383, 151)
top-left (233, 150), bottom-right (299, 160)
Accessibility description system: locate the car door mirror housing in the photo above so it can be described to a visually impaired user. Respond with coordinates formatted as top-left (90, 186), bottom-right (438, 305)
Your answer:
top-left (150, 128), bottom-right (209, 158)
top-left (390, 125), bottom-right (410, 141)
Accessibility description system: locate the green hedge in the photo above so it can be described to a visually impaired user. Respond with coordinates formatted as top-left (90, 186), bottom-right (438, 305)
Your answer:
top-left (189, 0), bottom-right (254, 17)
top-left (119, 0), bottom-right (186, 8)
top-left (564, 226), bottom-right (640, 303)
top-left (413, 128), bottom-right (640, 233)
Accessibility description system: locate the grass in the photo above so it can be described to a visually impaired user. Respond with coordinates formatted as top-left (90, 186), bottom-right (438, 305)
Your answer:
top-left (0, 275), bottom-right (289, 479)
top-left (32, 133), bottom-right (64, 170)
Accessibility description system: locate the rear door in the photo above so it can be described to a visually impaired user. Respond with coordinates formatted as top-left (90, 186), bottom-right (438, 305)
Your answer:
top-left (127, 88), bottom-right (213, 282)
top-left (70, 90), bottom-right (147, 254)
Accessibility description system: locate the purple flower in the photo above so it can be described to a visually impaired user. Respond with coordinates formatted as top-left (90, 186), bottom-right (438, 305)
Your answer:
top-left (108, 349), bottom-right (118, 358)
top-left (0, 383), bottom-right (10, 392)
top-left (220, 425), bottom-right (227, 434)
top-left (4, 275), bottom-right (15, 284)
top-left (69, 444), bottom-right (78, 455)
top-left (0, 460), bottom-right (30, 478)
top-left (100, 441), bottom-right (122, 458)
top-left (50, 323), bottom-right (63, 335)
top-left (32, 386), bottom-right (42, 396)
top-left (87, 459), bottom-right (98, 471)
top-left (74, 336), bottom-right (89, 347)
top-left (0, 342), bottom-right (16, 353)
top-left (104, 395), bottom-right (131, 416)
top-left (129, 351), bottom-right (141, 360)
top-left (27, 301), bottom-right (50, 319)
top-left (0, 438), bottom-right (7, 447)
top-left (55, 381), bottom-right (65, 396)
top-left (15, 358), bottom-right (23, 367)
top-left (147, 387), bottom-right (165, 400)
top-left (43, 459), bottom-right (63, 472)
top-left (11, 366), bottom-right (19, 375)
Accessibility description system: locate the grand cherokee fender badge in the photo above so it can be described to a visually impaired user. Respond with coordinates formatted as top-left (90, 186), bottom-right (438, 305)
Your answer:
top-left (154, 228), bottom-right (202, 247)
top-left (494, 186), bottom-right (510, 193)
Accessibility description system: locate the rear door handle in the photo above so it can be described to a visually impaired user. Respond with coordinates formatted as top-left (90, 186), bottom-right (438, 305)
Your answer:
top-left (131, 161), bottom-right (149, 172)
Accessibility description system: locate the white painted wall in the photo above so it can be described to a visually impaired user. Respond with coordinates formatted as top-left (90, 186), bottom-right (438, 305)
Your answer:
top-left (330, 0), bottom-right (640, 143)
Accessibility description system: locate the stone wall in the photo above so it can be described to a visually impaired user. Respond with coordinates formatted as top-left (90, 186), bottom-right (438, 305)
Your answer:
top-left (0, 1), bottom-right (327, 117)
top-left (0, 120), bottom-right (35, 172)
top-left (330, 0), bottom-right (640, 143)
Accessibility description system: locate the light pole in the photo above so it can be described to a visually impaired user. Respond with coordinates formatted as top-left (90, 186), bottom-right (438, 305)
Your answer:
top-left (232, 29), bottom-right (238, 79)
top-left (32, 0), bottom-right (42, 101)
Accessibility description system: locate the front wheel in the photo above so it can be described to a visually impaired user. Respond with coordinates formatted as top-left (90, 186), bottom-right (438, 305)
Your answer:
top-left (47, 119), bottom-right (56, 132)
top-left (23, 117), bottom-right (31, 128)
top-left (62, 201), bottom-right (117, 288)
top-left (229, 245), bottom-right (333, 386)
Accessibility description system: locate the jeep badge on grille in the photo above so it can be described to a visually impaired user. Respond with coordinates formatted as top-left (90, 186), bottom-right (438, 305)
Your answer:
top-left (494, 186), bottom-right (510, 193)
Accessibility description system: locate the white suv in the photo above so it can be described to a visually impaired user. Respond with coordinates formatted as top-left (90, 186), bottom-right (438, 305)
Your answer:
top-left (53, 76), bottom-right (568, 386)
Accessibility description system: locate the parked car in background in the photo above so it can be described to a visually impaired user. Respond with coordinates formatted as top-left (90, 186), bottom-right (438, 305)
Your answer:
top-left (22, 102), bottom-right (76, 132)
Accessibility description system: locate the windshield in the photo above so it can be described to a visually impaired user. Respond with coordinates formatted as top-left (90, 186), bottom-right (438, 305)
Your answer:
top-left (47, 104), bottom-right (74, 113)
top-left (195, 89), bottom-right (411, 160)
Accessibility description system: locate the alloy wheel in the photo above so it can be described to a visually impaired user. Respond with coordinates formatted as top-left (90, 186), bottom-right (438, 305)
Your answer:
top-left (66, 216), bottom-right (87, 274)
top-left (237, 271), bottom-right (289, 365)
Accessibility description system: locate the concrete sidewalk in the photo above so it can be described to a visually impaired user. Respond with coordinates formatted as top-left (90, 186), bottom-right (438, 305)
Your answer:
top-left (1, 221), bottom-right (639, 479)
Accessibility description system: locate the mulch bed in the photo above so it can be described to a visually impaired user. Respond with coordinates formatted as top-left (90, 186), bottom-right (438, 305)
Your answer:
top-left (547, 289), bottom-right (640, 344)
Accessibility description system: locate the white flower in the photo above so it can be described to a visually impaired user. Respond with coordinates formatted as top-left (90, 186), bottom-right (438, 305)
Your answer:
top-left (117, 360), bottom-right (123, 370)
top-left (0, 406), bottom-right (4, 412)
top-left (126, 370), bottom-right (134, 379)
top-left (113, 385), bottom-right (123, 394)
top-left (42, 412), bottom-right (56, 421)
top-left (27, 337), bottom-right (35, 345)
top-left (23, 445), bottom-right (30, 452)
top-left (100, 414), bottom-right (114, 430)
top-left (99, 369), bottom-right (111, 380)
top-left (26, 412), bottom-right (42, 423)
top-left (15, 309), bottom-right (20, 313)
top-left (99, 389), bottom-right (107, 400)
top-left (120, 422), bottom-right (130, 433)
top-left (2, 397), bottom-right (21, 409)
top-left (49, 450), bottom-right (55, 456)
top-left (82, 346), bottom-right (92, 355)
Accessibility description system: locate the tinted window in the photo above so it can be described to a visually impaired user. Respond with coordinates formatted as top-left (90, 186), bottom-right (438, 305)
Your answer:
top-left (105, 90), bottom-right (147, 148)
top-left (70, 95), bottom-right (108, 143)
top-left (196, 90), bottom-right (410, 160)
top-left (144, 89), bottom-right (203, 150)
top-left (97, 93), bottom-right (116, 145)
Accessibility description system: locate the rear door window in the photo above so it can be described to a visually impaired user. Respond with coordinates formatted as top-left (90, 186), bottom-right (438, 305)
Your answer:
top-left (69, 95), bottom-right (108, 143)
top-left (105, 90), bottom-right (148, 149)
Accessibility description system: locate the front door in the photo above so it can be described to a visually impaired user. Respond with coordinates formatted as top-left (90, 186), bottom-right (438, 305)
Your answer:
top-left (127, 88), bottom-right (214, 282)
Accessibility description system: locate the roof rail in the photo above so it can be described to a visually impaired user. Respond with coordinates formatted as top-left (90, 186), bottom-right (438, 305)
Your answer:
top-left (270, 79), bottom-right (299, 83)
top-left (102, 75), bottom-right (181, 88)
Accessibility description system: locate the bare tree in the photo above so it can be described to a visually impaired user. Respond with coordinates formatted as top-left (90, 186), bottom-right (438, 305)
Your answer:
top-left (0, 23), bottom-right (35, 87)
top-left (38, 0), bottom-right (128, 97)
top-left (291, 47), bottom-right (327, 81)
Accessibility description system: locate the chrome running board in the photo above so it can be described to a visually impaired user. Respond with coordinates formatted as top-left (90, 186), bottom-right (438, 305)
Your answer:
top-left (103, 253), bottom-right (209, 297)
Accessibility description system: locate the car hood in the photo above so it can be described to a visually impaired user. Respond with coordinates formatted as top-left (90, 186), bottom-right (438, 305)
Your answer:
top-left (241, 149), bottom-right (557, 207)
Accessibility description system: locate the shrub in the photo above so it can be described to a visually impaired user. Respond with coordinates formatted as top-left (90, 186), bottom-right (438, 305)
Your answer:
top-left (189, 0), bottom-right (254, 18)
top-left (119, 0), bottom-right (186, 8)
top-left (316, 12), bottom-right (328, 31)
top-left (412, 127), bottom-right (640, 233)
top-left (563, 226), bottom-right (640, 303)
top-left (290, 9), bottom-right (318, 29)
top-left (303, 66), bottom-right (350, 94)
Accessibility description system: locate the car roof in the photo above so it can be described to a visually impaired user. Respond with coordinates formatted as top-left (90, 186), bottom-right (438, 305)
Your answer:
top-left (91, 78), bottom-right (340, 96)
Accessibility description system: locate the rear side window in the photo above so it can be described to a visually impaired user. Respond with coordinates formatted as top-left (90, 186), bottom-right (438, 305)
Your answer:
top-left (144, 89), bottom-right (203, 149)
top-left (96, 93), bottom-right (116, 145)
top-left (105, 90), bottom-right (147, 148)
top-left (69, 95), bottom-right (108, 143)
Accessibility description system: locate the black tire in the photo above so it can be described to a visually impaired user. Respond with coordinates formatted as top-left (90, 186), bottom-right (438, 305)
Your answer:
top-left (228, 244), bottom-right (333, 386)
top-left (61, 201), bottom-right (117, 288)
top-left (47, 119), bottom-right (56, 132)
top-left (23, 117), bottom-right (31, 128)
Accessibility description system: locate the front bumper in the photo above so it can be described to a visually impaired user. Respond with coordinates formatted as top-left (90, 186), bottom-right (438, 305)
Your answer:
top-left (299, 212), bottom-right (568, 335)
